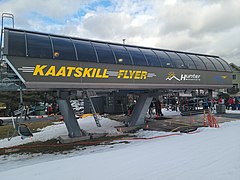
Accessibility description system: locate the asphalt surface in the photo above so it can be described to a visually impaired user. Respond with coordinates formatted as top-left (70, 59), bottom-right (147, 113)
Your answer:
top-left (215, 113), bottom-right (240, 119)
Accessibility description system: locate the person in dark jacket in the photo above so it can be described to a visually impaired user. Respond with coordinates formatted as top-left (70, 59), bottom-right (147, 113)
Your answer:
top-left (155, 99), bottom-right (163, 117)
top-left (148, 101), bottom-right (154, 118)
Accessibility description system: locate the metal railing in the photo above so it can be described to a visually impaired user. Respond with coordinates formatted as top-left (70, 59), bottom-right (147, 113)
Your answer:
top-left (0, 13), bottom-right (22, 91)
top-left (1, 13), bottom-right (14, 60)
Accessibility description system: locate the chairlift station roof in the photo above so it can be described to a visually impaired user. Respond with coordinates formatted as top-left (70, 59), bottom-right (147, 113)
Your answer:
top-left (2, 28), bottom-right (232, 90)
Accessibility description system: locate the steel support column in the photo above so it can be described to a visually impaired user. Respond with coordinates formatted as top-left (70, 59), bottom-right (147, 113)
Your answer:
top-left (57, 92), bottom-right (83, 138)
top-left (128, 93), bottom-right (153, 126)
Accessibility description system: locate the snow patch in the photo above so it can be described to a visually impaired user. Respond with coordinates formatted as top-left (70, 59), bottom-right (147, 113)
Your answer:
top-left (0, 116), bottom-right (123, 148)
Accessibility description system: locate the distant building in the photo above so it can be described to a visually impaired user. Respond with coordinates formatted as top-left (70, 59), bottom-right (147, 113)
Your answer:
top-left (228, 63), bottom-right (240, 96)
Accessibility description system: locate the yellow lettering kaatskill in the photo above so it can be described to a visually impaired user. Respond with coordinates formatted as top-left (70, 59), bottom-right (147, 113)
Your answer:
top-left (67, 67), bottom-right (76, 77)
top-left (33, 65), bottom-right (47, 76)
top-left (74, 67), bottom-right (83, 77)
top-left (45, 66), bottom-right (56, 76)
top-left (82, 68), bottom-right (93, 78)
top-left (56, 66), bottom-right (66, 77)
top-left (32, 65), bottom-right (109, 79)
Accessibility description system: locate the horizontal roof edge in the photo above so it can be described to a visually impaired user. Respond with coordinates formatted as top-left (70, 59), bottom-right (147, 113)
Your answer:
top-left (4, 27), bottom-right (220, 58)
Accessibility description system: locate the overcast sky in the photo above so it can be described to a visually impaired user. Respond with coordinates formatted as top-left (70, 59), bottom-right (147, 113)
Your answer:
top-left (1, 0), bottom-right (239, 65)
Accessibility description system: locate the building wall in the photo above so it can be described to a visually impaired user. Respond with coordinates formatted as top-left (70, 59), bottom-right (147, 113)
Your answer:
top-left (229, 63), bottom-right (240, 96)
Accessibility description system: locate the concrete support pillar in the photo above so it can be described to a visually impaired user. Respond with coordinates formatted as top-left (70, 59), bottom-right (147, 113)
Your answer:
top-left (57, 91), bottom-right (83, 138)
top-left (128, 93), bottom-right (153, 126)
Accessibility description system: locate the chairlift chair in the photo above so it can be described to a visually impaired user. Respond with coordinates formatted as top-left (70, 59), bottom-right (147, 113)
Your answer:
top-left (8, 106), bottom-right (33, 141)
top-left (0, 119), bottom-right (3, 126)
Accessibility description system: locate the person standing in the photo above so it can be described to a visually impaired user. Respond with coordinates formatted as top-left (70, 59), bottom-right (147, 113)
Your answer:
top-left (171, 98), bottom-right (178, 111)
top-left (24, 105), bottom-right (31, 120)
top-left (48, 104), bottom-right (53, 115)
top-left (227, 97), bottom-right (233, 110)
top-left (218, 96), bottom-right (224, 105)
top-left (148, 101), bottom-right (154, 118)
top-left (237, 97), bottom-right (240, 110)
top-left (155, 99), bottom-right (163, 117)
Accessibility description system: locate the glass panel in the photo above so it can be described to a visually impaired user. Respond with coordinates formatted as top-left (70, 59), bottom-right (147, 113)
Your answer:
top-left (8, 31), bottom-right (26, 56)
top-left (140, 48), bottom-right (161, 67)
top-left (177, 53), bottom-right (196, 69)
top-left (92, 42), bottom-right (115, 64)
top-left (218, 58), bottom-right (232, 72)
top-left (51, 36), bottom-right (76, 60)
top-left (74, 40), bottom-right (97, 62)
top-left (233, 74), bottom-right (236, 80)
top-left (153, 50), bottom-right (173, 68)
top-left (126, 47), bottom-right (147, 66)
top-left (198, 56), bottom-right (216, 71)
top-left (207, 57), bottom-right (225, 71)
top-left (187, 54), bottom-right (206, 70)
top-left (110, 45), bottom-right (132, 65)
top-left (165, 52), bottom-right (186, 69)
top-left (27, 33), bottom-right (52, 59)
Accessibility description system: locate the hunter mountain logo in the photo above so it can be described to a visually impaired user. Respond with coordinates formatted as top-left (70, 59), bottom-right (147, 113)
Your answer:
top-left (166, 72), bottom-right (201, 81)
top-left (166, 72), bottom-right (180, 81)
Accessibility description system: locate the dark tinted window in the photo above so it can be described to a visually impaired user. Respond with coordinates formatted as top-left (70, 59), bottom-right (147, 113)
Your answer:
top-left (51, 37), bottom-right (75, 60)
top-left (198, 56), bottom-right (216, 71)
top-left (177, 53), bottom-right (196, 69)
top-left (27, 33), bottom-right (52, 59)
top-left (166, 52), bottom-right (186, 68)
top-left (92, 42), bottom-right (116, 64)
top-left (153, 50), bottom-right (173, 68)
top-left (187, 54), bottom-right (206, 70)
top-left (73, 40), bottom-right (97, 62)
top-left (8, 31), bottom-right (26, 56)
top-left (141, 48), bottom-right (161, 67)
top-left (126, 47), bottom-right (147, 66)
top-left (218, 58), bottom-right (232, 72)
top-left (207, 57), bottom-right (225, 71)
top-left (110, 45), bottom-right (132, 65)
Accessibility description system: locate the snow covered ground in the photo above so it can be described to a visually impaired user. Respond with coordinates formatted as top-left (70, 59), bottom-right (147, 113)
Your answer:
top-left (0, 110), bottom-right (240, 180)
top-left (1, 120), bottom-right (240, 180)
top-left (0, 108), bottom-right (181, 149)
top-left (0, 116), bottom-right (123, 148)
